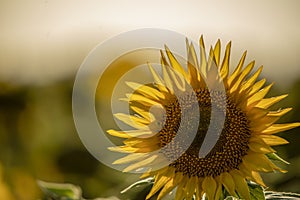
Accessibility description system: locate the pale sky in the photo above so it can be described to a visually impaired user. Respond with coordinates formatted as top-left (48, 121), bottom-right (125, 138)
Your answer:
top-left (1, 0), bottom-right (300, 86)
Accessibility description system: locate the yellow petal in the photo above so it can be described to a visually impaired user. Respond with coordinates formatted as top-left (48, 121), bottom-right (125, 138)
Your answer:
top-left (140, 169), bottom-right (154, 179)
top-left (248, 78), bottom-right (266, 96)
top-left (262, 123), bottom-right (300, 134)
top-left (228, 51), bottom-right (247, 86)
top-left (249, 135), bottom-right (268, 145)
top-left (230, 61), bottom-right (254, 93)
top-left (241, 66), bottom-right (263, 92)
top-left (164, 45), bottom-right (188, 78)
top-left (147, 177), bottom-right (171, 199)
top-left (214, 178), bottom-right (223, 200)
top-left (205, 48), bottom-right (220, 89)
top-left (255, 114), bottom-right (280, 125)
top-left (124, 154), bottom-right (158, 172)
top-left (195, 177), bottom-right (204, 200)
top-left (185, 176), bottom-right (197, 199)
top-left (202, 176), bottom-right (217, 200)
top-left (187, 62), bottom-right (201, 89)
top-left (130, 106), bottom-right (152, 121)
top-left (250, 115), bottom-right (280, 132)
top-left (239, 163), bottom-right (266, 187)
top-left (251, 171), bottom-right (266, 187)
top-left (249, 142), bottom-right (275, 154)
top-left (220, 41), bottom-right (231, 80)
top-left (207, 46), bottom-right (215, 70)
top-left (126, 81), bottom-right (165, 100)
top-left (160, 49), bottom-right (169, 66)
top-left (167, 67), bottom-right (186, 92)
top-left (108, 145), bottom-right (154, 153)
top-left (244, 151), bottom-right (286, 173)
top-left (186, 40), bottom-right (199, 69)
top-left (141, 167), bottom-right (168, 179)
top-left (256, 94), bottom-right (288, 109)
top-left (230, 61), bottom-right (255, 93)
top-left (220, 172), bottom-right (236, 196)
top-left (157, 172), bottom-right (183, 200)
top-left (108, 145), bottom-right (138, 153)
top-left (186, 41), bottom-right (201, 88)
top-left (260, 135), bottom-right (289, 146)
top-left (213, 39), bottom-right (221, 66)
top-left (147, 169), bottom-right (176, 199)
top-left (113, 129), bottom-right (154, 138)
top-left (199, 35), bottom-right (207, 78)
top-left (247, 83), bottom-right (273, 106)
top-left (162, 65), bottom-right (174, 94)
top-left (243, 152), bottom-right (276, 172)
top-left (148, 63), bottom-right (168, 93)
top-left (124, 137), bottom-right (159, 148)
top-left (247, 107), bottom-right (268, 120)
top-left (175, 176), bottom-right (188, 200)
top-left (267, 108), bottom-right (292, 117)
top-left (128, 93), bottom-right (160, 106)
top-left (107, 129), bottom-right (131, 138)
top-left (113, 153), bottom-right (148, 164)
top-left (114, 113), bottom-right (150, 129)
top-left (157, 180), bottom-right (174, 200)
top-left (230, 170), bottom-right (250, 200)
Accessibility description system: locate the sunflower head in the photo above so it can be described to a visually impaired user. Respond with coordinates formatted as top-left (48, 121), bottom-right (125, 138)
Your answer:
top-left (108, 36), bottom-right (300, 200)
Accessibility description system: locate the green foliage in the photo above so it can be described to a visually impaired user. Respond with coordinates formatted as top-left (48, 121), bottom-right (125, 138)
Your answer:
top-left (248, 182), bottom-right (265, 200)
top-left (224, 197), bottom-right (239, 200)
top-left (39, 179), bottom-right (300, 200)
top-left (2, 78), bottom-right (300, 199)
top-left (219, 181), bottom-right (265, 200)
top-left (219, 182), bottom-right (300, 200)
top-left (120, 178), bottom-right (155, 200)
top-left (266, 153), bottom-right (290, 165)
top-left (38, 180), bottom-right (82, 200)
top-left (265, 191), bottom-right (300, 199)
top-left (38, 180), bottom-right (119, 200)
top-left (120, 177), bottom-right (154, 194)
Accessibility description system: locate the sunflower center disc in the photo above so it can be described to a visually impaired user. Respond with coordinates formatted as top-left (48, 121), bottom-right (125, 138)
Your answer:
top-left (158, 89), bottom-right (251, 177)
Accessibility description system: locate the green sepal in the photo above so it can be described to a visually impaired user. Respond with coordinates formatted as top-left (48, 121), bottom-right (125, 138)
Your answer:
top-left (266, 153), bottom-right (290, 165)
top-left (217, 181), bottom-right (265, 200)
top-left (265, 191), bottom-right (300, 199)
top-left (121, 177), bottom-right (154, 194)
top-left (224, 197), bottom-right (239, 200)
top-left (38, 180), bottom-right (120, 200)
top-left (248, 181), bottom-right (265, 200)
top-left (38, 180), bottom-right (82, 200)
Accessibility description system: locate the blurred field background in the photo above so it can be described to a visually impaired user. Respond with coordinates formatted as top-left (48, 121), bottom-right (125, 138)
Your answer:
top-left (1, 0), bottom-right (300, 199)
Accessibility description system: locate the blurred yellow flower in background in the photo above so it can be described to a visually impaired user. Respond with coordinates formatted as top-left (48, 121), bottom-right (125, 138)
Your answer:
top-left (109, 36), bottom-right (300, 200)
top-left (0, 164), bottom-right (14, 200)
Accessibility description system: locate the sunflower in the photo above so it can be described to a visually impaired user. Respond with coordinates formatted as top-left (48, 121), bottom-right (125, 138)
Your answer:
top-left (108, 36), bottom-right (300, 200)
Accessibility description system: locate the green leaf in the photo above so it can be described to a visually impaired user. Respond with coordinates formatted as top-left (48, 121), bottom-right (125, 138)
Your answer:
top-left (92, 197), bottom-right (120, 200)
top-left (224, 196), bottom-right (240, 200)
top-left (248, 181), bottom-right (265, 200)
top-left (38, 180), bottom-right (121, 200)
top-left (38, 180), bottom-right (82, 200)
top-left (265, 191), bottom-right (300, 199)
top-left (121, 177), bottom-right (154, 194)
top-left (266, 153), bottom-right (290, 165)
